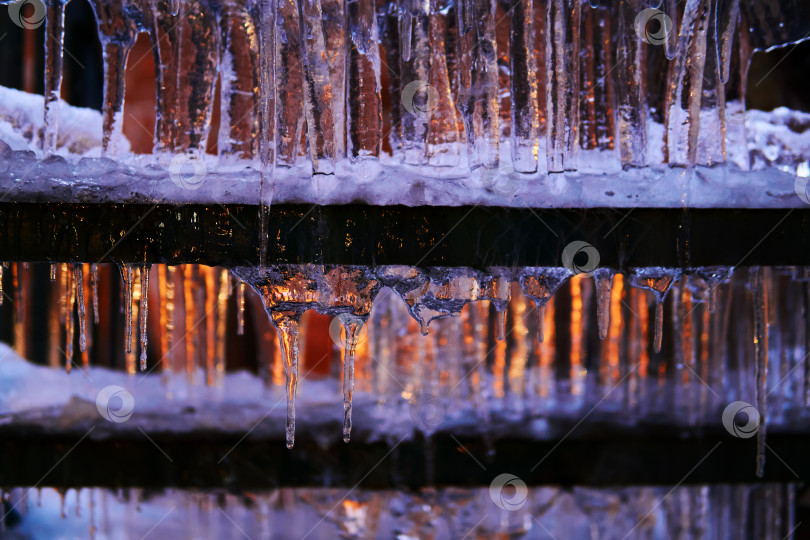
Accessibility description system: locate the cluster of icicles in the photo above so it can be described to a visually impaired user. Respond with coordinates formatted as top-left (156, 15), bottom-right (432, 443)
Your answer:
top-left (2, 262), bottom-right (809, 472)
top-left (0, 483), bottom-right (797, 539)
top-left (13, 0), bottom-right (794, 172)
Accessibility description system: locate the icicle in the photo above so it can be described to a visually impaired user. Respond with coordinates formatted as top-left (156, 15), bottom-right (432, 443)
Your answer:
top-left (271, 313), bottom-right (300, 449)
top-left (545, 0), bottom-right (581, 172)
top-left (202, 266), bottom-right (217, 385)
top-left (183, 265), bottom-right (197, 380)
top-left (456, 0), bottom-right (499, 170)
top-left (751, 267), bottom-right (768, 478)
top-left (216, 269), bottom-right (229, 382)
top-left (74, 264), bottom-right (86, 353)
top-left (127, 267), bottom-right (141, 374)
top-left (275, 0), bottom-right (305, 165)
top-left (616, 0), bottom-right (647, 168)
top-left (87, 0), bottom-right (140, 155)
top-left (508, 0), bottom-right (539, 172)
top-left (0, 265), bottom-right (3, 306)
top-left (141, 0), bottom-right (181, 151)
top-left (697, 267), bottom-right (734, 314)
top-left (696, 4), bottom-right (726, 166)
top-left (12, 264), bottom-right (24, 356)
top-left (237, 281), bottom-right (246, 335)
top-left (158, 266), bottom-right (170, 372)
top-left (340, 315), bottom-right (365, 443)
top-left (804, 282), bottom-right (810, 407)
top-left (164, 0), bottom-right (220, 153)
top-left (42, 0), bottom-right (71, 153)
top-left (520, 268), bottom-right (571, 343)
top-left (346, 0), bottom-right (383, 161)
top-left (594, 268), bottom-right (614, 340)
top-left (65, 264), bottom-right (75, 373)
top-left (258, 0), bottom-right (277, 167)
top-left (716, 0), bottom-right (740, 85)
top-left (425, 0), bottom-right (462, 167)
top-left (91, 264), bottom-right (99, 325)
top-left (322, 0), bottom-right (346, 158)
top-left (536, 302), bottom-right (546, 343)
top-left (217, 0), bottom-right (260, 159)
top-left (297, 0), bottom-right (336, 174)
top-left (139, 264), bottom-right (150, 371)
top-left (398, 0), bottom-right (429, 165)
top-left (50, 263), bottom-right (57, 282)
top-left (495, 307), bottom-right (506, 342)
top-left (120, 264), bottom-right (134, 354)
top-left (630, 269), bottom-right (680, 353)
top-left (664, 0), bottom-right (711, 166)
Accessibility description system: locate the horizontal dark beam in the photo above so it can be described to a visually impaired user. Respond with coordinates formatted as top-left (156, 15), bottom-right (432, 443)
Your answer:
top-left (0, 426), bottom-right (805, 489)
top-left (0, 203), bottom-right (808, 267)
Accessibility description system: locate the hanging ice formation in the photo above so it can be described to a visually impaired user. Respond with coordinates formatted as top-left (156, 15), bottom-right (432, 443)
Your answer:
top-left (7, 0), bottom-right (787, 173)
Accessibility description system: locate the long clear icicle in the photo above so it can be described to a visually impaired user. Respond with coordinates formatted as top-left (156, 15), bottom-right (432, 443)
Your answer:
top-left (456, 0), bottom-right (499, 170)
top-left (751, 267), bottom-right (768, 478)
top-left (508, 0), bottom-right (539, 172)
top-left (65, 263), bottom-right (75, 372)
top-left (398, 0), bottom-right (429, 165)
top-left (271, 313), bottom-right (300, 449)
top-left (42, 0), bottom-right (70, 153)
top-left (545, 0), bottom-right (580, 172)
top-left (87, 0), bottom-right (140, 155)
top-left (616, 0), bottom-right (647, 168)
top-left (139, 264), bottom-right (150, 371)
top-left (297, 0), bottom-right (336, 174)
top-left (74, 264), bottom-right (86, 353)
top-left (426, 0), bottom-right (461, 167)
top-left (665, 0), bottom-right (710, 166)
top-left (218, 0), bottom-right (260, 159)
top-left (120, 264), bottom-right (134, 354)
top-left (91, 264), bottom-right (99, 325)
top-left (595, 268), bottom-right (614, 340)
top-left (340, 315), bottom-right (365, 443)
top-left (346, 0), bottom-right (383, 161)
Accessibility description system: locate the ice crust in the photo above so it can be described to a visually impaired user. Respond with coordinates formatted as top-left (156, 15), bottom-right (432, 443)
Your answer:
top-left (0, 86), bottom-right (808, 209)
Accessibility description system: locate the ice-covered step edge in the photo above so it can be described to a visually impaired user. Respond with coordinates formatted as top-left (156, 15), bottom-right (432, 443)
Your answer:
top-left (1, 87), bottom-right (809, 209)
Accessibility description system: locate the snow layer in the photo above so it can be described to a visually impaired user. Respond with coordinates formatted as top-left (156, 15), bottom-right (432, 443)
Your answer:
top-left (0, 85), bottom-right (808, 209)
